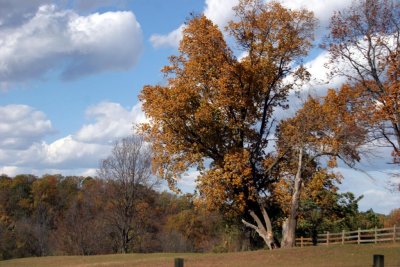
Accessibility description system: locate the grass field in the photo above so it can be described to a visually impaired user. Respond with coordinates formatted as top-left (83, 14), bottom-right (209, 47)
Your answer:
top-left (1, 243), bottom-right (399, 267)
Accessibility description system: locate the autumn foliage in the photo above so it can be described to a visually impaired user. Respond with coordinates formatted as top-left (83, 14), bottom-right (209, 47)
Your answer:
top-left (138, 0), bottom-right (394, 249)
top-left (325, 0), bottom-right (400, 164)
top-left (140, 0), bottom-right (316, 217)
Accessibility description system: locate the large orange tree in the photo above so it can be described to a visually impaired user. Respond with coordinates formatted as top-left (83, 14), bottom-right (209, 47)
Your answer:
top-left (140, 0), bottom-right (316, 248)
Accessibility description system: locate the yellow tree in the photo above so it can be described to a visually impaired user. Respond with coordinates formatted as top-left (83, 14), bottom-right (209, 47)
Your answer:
top-left (275, 89), bottom-right (366, 247)
top-left (140, 0), bottom-right (316, 249)
top-left (384, 208), bottom-right (400, 227)
top-left (272, 161), bottom-right (341, 245)
top-left (324, 0), bottom-right (400, 166)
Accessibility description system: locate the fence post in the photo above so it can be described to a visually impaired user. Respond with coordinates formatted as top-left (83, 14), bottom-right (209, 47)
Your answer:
top-left (373, 255), bottom-right (384, 267)
top-left (394, 225), bottom-right (396, 243)
top-left (301, 236), bottom-right (304, 247)
top-left (357, 228), bottom-right (361, 245)
top-left (342, 230), bottom-right (345, 245)
top-left (375, 227), bottom-right (377, 244)
top-left (175, 258), bottom-right (184, 267)
top-left (327, 231), bottom-right (329, 246)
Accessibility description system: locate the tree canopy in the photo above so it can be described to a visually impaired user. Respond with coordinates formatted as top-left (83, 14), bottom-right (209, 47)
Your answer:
top-left (324, 0), bottom-right (400, 165)
top-left (139, 0), bottom-right (377, 248)
top-left (140, 0), bottom-right (316, 216)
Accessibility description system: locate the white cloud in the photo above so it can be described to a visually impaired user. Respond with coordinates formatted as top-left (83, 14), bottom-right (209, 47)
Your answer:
top-left (79, 168), bottom-right (97, 177)
top-left (0, 105), bottom-right (53, 149)
top-left (42, 135), bottom-right (110, 167)
top-left (0, 166), bottom-right (19, 176)
top-left (75, 101), bottom-right (147, 144)
top-left (150, 0), bottom-right (239, 49)
top-left (150, 24), bottom-right (185, 49)
top-left (203, 0), bottom-right (239, 29)
top-left (0, 101), bottom-right (147, 173)
top-left (178, 169), bottom-right (200, 193)
top-left (361, 189), bottom-right (400, 213)
top-left (293, 50), bottom-right (348, 96)
top-left (150, 0), bottom-right (351, 49)
top-left (0, 4), bottom-right (143, 83)
top-left (279, 0), bottom-right (350, 38)
top-left (0, 165), bottom-right (99, 177)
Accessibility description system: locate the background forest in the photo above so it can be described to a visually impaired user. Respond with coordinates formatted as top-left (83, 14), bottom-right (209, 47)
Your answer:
top-left (1, 172), bottom-right (398, 260)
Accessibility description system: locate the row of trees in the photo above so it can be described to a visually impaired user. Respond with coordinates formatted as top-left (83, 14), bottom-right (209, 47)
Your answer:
top-left (139, 0), bottom-right (400, 249)
top-left (0, 135), bottom-right (398, 259)
top-left (0, 169), bottom-right (395, 260)
top-left (0, 172), bottom-right (224, 259)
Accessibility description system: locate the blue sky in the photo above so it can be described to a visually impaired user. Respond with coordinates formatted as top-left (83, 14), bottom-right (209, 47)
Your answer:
top-left (0, 0), bottom-right (398, 214)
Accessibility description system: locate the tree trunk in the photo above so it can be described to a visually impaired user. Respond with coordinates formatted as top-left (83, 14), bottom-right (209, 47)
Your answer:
top-left (121, 228), bottom-right (130, 253)
top-left (242, 204), bottom-right (277, 250)
top-left (281, 147), bottom-right (303, 248)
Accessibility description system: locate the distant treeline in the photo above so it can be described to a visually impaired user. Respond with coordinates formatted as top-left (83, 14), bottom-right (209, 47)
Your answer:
top-left (0, 174), bottom-right (398, 260)
top-left (0, 174), bottom-right (240, 260)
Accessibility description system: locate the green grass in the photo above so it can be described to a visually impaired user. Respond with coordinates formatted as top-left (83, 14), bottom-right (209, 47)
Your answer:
top-left (1, 243), bottom-right (399, 267)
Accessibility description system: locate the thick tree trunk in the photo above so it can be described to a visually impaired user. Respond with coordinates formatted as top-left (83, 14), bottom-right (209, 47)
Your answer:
top-left (122, 229), bottom-right (129, 253)
top-left (281, 147), bottom-right (303, 248)
top-left (281, 216), bottom-right (297, 248)
top-left (242, 204), bottom-right (277, 250)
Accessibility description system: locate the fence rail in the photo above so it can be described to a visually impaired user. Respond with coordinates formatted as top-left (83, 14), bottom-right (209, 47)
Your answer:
top-left (296, 225), bottom-right (400, 247)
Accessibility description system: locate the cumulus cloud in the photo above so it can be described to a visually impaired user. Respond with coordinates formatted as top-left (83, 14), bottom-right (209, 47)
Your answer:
top-left (0, 101), bottom-right (146, 174)
top-left (150, 0), bottom-right (239, 49)
top-left (203, 0), bottom-right (239, 29)
top-left (361, 189), bottom-right (400, 213)
top-left (0, 105), bottom-right (53, 150)
top-left (287, 50), bottom-right (348, 97)
top-left (280, 0), bottom-right (350, 38)
top-left (0, 4), bottom-right (143, 83)
top-left (79, 168), bottom-right (97, 177)
top-left (178, 169), bottom-right (200, 193)
top-left (75, 101), bottom-right (147, 144)
top-left (0, 165), bottom-right (99, 178)
top-left (45, 136), bottom-right (110, 166)
top-left (150, 0), bottom-right (350, 49)
top-left (0, 138), bottom-right (109, 169)
top-left (150, 25), bottom-right (185, 49)
top-left (0, 166), bottom-right (19, 177)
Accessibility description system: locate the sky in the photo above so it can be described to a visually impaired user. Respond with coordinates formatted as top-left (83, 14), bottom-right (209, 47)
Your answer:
top-left (0, 0), bottom-right (398, 214)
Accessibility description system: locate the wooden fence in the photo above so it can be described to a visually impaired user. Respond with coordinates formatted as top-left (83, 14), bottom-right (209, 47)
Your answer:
top-left (296, 225), bottom-right (400, 247)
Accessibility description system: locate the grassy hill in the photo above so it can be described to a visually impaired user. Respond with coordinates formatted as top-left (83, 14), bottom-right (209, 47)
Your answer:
top-left (1, 243), bottom-right (399, 267)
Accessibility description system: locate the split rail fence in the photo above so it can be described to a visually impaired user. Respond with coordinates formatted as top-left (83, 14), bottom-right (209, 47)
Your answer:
top-left (296, 225), bottom-right (400, 247)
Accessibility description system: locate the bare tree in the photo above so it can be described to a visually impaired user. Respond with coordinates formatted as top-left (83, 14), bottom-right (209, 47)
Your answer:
top-left (98, 135), bottom-right (156, 253)
top-left (324, 0), bottom-right (400, 162)
top-left (242, 204), bottom-right (277, 250)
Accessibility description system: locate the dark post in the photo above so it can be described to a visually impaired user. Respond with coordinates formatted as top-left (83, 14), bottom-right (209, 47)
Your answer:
top-left (175, 258), bottom-right (184, 267)
top-left (373, 254), bottom-right (384, 267)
